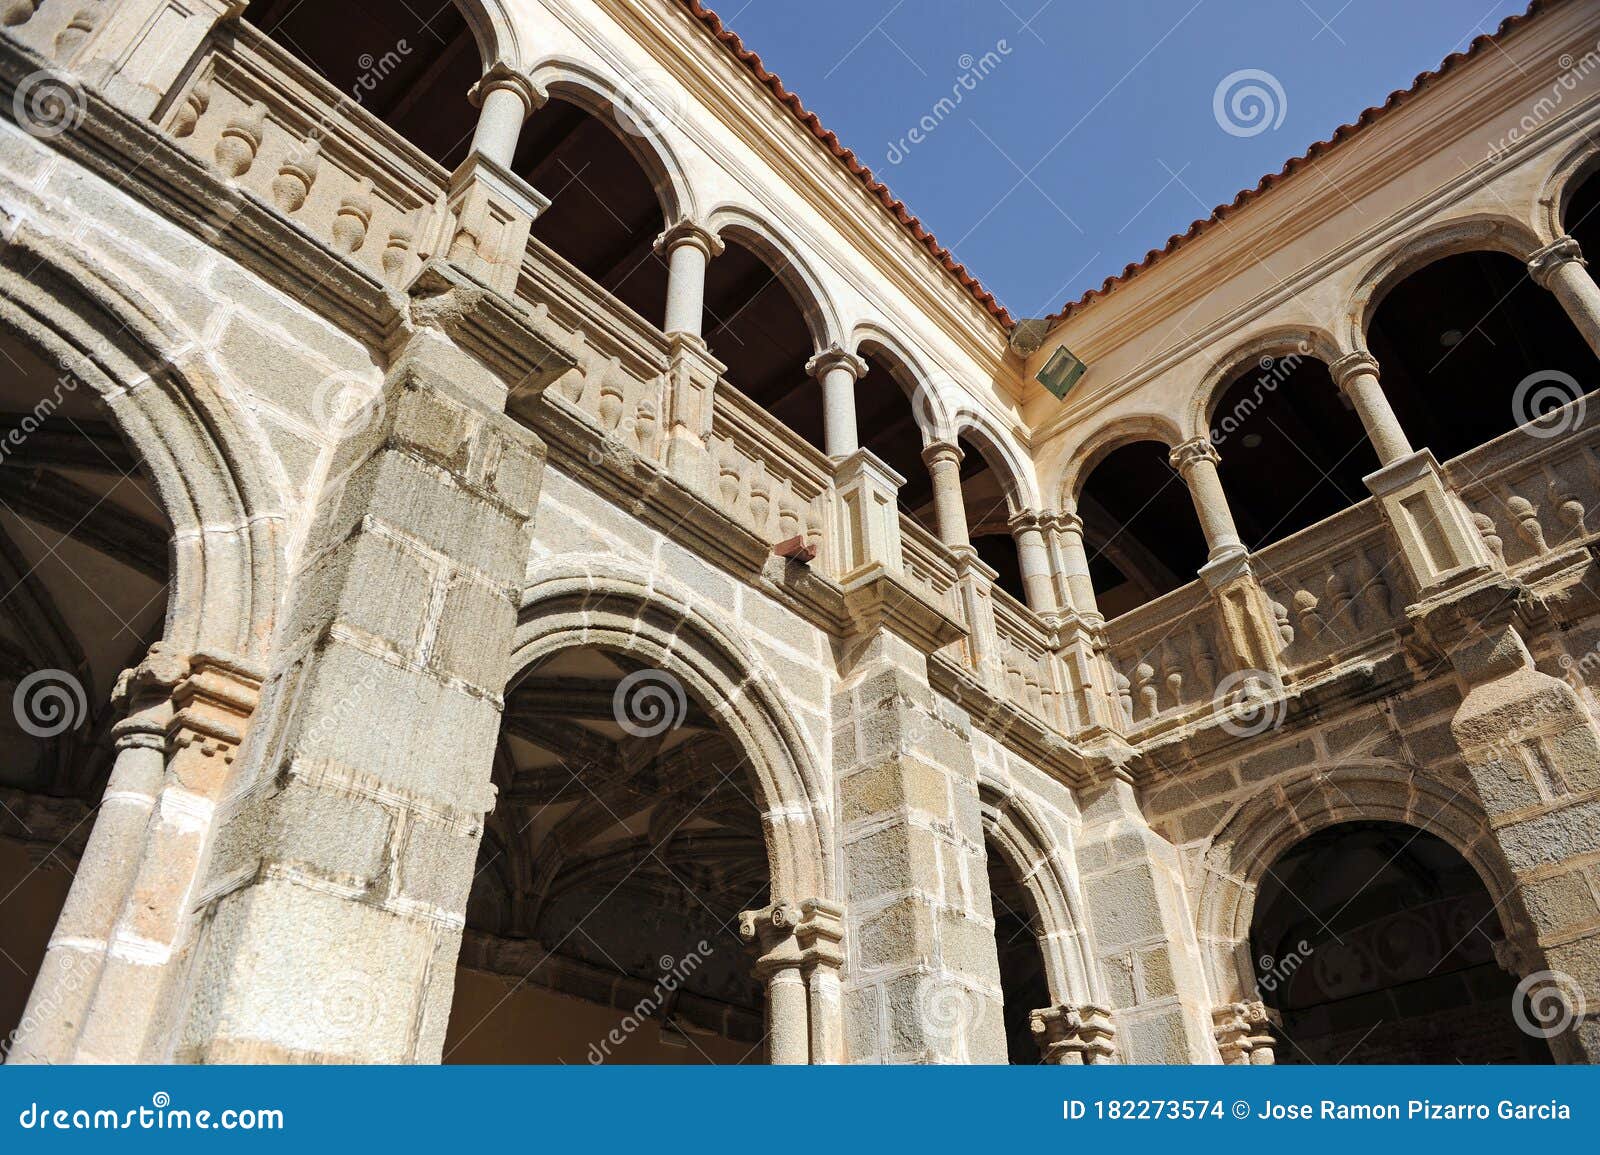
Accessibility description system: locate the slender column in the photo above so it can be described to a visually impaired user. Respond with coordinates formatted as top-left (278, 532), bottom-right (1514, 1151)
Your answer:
top-left (467, 62), bottom-right (544, 169)
top-left (655, 220), bottom-right (724, 338)
top-left (1329, 351), bottom-right (1412, 465)
top-left (1528, 236), bottom-right (1600, 359)
top-left (740, 903), bottom-right (809, 1064)
top-left (922, 440), bottom-right (970, 549)
top-left (806, 345), bottom-right (868, 460)
top-left (1168, 437), bottom-right (1243, 562)
top-left (1009, 509), bottom-right (1058, 613)
top-left (796, 899), bottom-right (846, 1064)
top-left (8, 644), bottom-right (185, 1063)
top-left (1047, 508), bottom-right (1101, 622)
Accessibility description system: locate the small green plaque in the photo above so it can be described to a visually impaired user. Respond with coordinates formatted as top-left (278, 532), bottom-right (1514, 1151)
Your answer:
top-left (1036, 344), bottom-right (1087, 401)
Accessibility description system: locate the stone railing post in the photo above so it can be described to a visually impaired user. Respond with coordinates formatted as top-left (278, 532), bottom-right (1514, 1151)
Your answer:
top-left (832, 449), bottom-right (905, 580)
top-left (806, 345), bottom-right (867, 461)
top-left (1528, 235), bottom-right (1600, 359)
top-left (1213, 1000), bottom-right (1279, 1064)
top-left (1030, 1003), bottom-right (1118, 1064)
top-left (1363, 450), bottom-right (1492, 593)
top-left (7, 642), bottom-right (186, 1063)
top-left (1329, 350), bottom-right (1412, 465)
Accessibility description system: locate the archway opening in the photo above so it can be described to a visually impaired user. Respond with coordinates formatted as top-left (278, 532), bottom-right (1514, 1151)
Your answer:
top-left (1209, 352), bottom-right (1378, 551)
top-left (0, 328), bottom-right (171, 1046)
top-left (854, 346), bottom-right (927, 521)
top-left (443, 645), bottom-right (771, 1064)
top-left (516, 96), bottom-right (670, 324)
top-left (1564, 158), bottom-right (1600, 264)
top-left (1251, 820), bottom-right (1551, 1065)
top-left (699, 238), bottom-right (821, 450)
top-left (988, 843), bottom-right (1051, 1064)
top-left (1077, 440), bottom-right (1206, 618)
top-left (242, 0), bottom-right (481, 167)
top-left (960, 436), bottom-right (1025, 604)
top-left (1367, 249), bottom-right (1595, 463)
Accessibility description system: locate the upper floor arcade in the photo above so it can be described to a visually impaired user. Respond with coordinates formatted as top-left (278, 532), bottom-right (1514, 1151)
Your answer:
top-left (6, 0), bottom-right (1600, 768)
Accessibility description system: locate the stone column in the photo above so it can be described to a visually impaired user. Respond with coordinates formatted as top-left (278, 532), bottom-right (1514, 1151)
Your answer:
top-left (70, 653), bottom-right (263, 1062)
top-left (1009, 509), bottom-right (1058, 613)
top-left (741, 905), bottom-right (809, 1064)
top-left (169, 263), bottom-right (573, 1063)
top-left (1528, 236), bottom-right (1600, 359)
top-left (656, 219), bottom-right (724, 338)
top-left (1416, 584), bottom-right (1600, 1063)
top-left (1073, 779), bottom-right (1217, 1062)
top-left (1030, 1003), bottom-right (1118, 1064)
top-left (467, 62), bottom-right (544, 169)
top-left (922, 440), bottom-right (970, 550)
top-left (833, 584), bottom-right (999, 1062)
top-left (1168, 437), bottom-right (1243, 563)
top-left (1329, 350), bottom-right (1413, 465)
top-left (739, 900), bottom-right (845, 1064)
top-left (1046, 508), bottom-right (1102, 623)
top-left (806, 345), bottom-right (868, 461)
top-left (7, 643), bottom-right (186, 1063)
top-left (1213, 1000), bottom-right (1278, 1064)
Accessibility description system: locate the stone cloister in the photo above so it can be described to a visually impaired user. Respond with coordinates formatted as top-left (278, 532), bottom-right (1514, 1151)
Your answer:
top-left (0, 0), bottom-right (1598, 1064)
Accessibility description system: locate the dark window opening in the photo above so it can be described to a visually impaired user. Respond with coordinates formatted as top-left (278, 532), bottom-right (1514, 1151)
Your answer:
top-left (1078, 440), bottom-right (1207, 618)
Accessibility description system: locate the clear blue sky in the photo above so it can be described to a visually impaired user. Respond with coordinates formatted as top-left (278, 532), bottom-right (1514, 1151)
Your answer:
top-left (711, 0), bottom-right (1530, 321)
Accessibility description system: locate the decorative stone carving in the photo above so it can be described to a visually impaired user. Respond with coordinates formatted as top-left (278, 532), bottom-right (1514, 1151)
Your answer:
top-left (1030, 1003), bottom-right (1117, 1064)
top-left (1212, 1000), bottom-right (1279, 1064)
top-left (214, 100), bottom-right (265, 178)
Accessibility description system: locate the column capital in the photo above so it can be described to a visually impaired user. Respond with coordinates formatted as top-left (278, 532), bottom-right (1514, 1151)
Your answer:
top-left (1328, 348), bottom-right (1380, 389)
top-left (1167, 435), bottom-right (1220, 476)
top-left (921, 439), bottom-right (965, 470)
top-left (805, 343), bottom-right (867, 382)
top-left (1212, 999), bottom-right (1279, 1064)
top-left (1044, 508), bottom-right (1084, 536)
top-left (739, 899), bottom-right (843, 972)
top-left (1527, 235), bottom-right (1586, 287)
top-left (653, 217), bottom-right (724, 260)
top-left (1007, 507), bottom-right (1047, 536)
top-left (467, 61), bottom-right (545, 119)
top-left (1030, 1003), bottom-right (1117, 1064)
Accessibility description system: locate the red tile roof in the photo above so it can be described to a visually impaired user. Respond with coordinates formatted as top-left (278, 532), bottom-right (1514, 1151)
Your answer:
top-left (1046, 0), bottom-right (1549, 325)
top-left (676, 0), bottom-right (1015, 330)
top-left (678, 0), bottom-right (1549, 337)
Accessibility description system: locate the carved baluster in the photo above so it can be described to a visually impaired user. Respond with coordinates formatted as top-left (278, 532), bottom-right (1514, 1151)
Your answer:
top-left (1474, 512), bottom-right (1505, 566)
top-left (2, 1), bottom-right (39, 27)
top-left (1269, 599), bottom-right (1294, 648)
top-left (1293, 589), bottom-right (1325, 641)
top-left (597, 376), bottom-right (624, 433)
top-left (716, 442), bottom-right (742, 512)
top-left (171, 75), bottom-right (211, 139)
top-left (776, 486), bottom-right (801, 543)
top-left (1324, 568), bottom-right (1352, 631)
top-left (1507, 495), bottom-right (1547, 555)
top-left (331, 178), bottom-right (375, 254)
top-left (747, 460), bottom-right (771, 533)
top-left (1352, 548), bottom-right (1389, 627)
top-left (270, 141), bottom-right (319, 214)
top-left (1549, 481), bottom-right (1586, 546)
top-left (381, 227), bottom-right (415, 288)
top-left (1133, 662), bottom-right (1158, 721)
top-left (55, 4), bottom-right (102, 58)
top-left (215, 100), bottom-right (266, 178)
top-left (634, 398), bottom-right (659, 459)
top-left (1193, 629), bottom-right (1218, 697)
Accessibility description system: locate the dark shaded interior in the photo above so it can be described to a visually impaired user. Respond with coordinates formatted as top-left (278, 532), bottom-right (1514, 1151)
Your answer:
top-left (517, 97), bottom-right (669, 325)
top-left (1252, 821), bottom-right (1552, 1065)
top-left (446, 645), bottom-right (768, 1064)
top-left (1565, 154), bottom-right (1600, 264)
top-left (702, 239), bottom-right (819, 447)
top-left (1368, 249), bottom-right (1596, 461)
top-left (243, 0), bottom-right (480, 167)
top-left (1210, 354), bottom-right (1379, 551)
top-left (989, 847), bottom-right (1051, 1064)
top-left (1077, 440), bottom-right (1208, 618)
